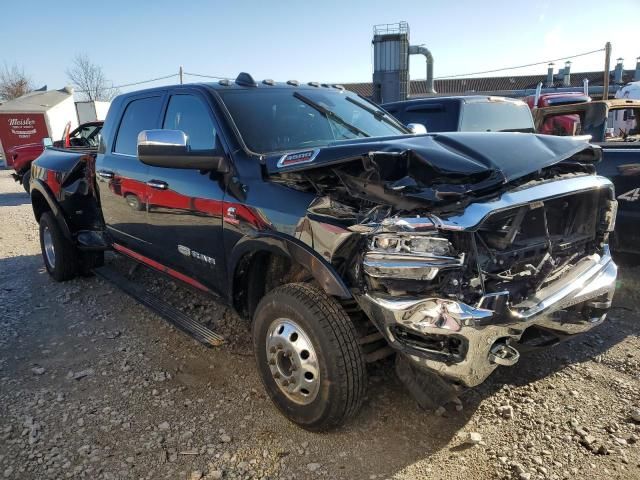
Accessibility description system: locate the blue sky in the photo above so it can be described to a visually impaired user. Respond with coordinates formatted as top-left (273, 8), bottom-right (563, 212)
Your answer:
top-left (1, 0), bottom-right (639, 93)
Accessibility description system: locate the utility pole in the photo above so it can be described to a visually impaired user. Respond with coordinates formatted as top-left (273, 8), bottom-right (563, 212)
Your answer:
top-left (179, 65), bottom-right (183, 85)
top-left (603, 42), bottom-right (611, 100)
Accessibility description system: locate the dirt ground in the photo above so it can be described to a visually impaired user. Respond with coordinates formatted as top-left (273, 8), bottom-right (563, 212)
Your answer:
top-left (0, 167), bottom-right (639, 480)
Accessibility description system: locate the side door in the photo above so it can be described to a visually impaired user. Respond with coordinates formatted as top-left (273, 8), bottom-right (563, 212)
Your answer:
top-left (96, 94), bottom-right (165, 252)
top-left (143, 92), bottom-right (227, 293)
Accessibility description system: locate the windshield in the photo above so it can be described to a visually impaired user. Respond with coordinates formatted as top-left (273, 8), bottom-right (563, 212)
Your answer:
top-left (70, 124), bottom-right (102, 147)
top-left (219, 89), bottom-right (407, 154)
top-left (460, 102), bottom-right (535, 133)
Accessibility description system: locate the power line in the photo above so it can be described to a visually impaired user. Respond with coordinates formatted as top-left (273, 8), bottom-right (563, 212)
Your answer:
top-left (75, 73), bottom-right (179, 93)
top-left (74, 71), bottom-right (234, 94)
top-left (183, 72), bottom-right (233, 80)
top-left (110, 73), bottom-right (179, 89)
top-left (435, 48), bottom-right (606, 79)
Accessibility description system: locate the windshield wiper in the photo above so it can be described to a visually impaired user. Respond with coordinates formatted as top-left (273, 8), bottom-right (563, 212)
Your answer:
top-left (346, 96), bottom-right (404, 126)
top-left (293, 92), bottom-right (370, 138)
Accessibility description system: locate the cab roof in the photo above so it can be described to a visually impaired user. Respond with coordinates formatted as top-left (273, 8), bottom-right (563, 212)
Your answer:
top-left (116, 72), bottom-right (348, 98)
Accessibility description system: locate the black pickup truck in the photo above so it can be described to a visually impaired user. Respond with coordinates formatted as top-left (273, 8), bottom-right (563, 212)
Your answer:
top-left (533, 99), bottom-right (640, 253)
top-left (30, 73), bottom-right (618, 430)
top-left (382, 95), bottom-right (535, 134)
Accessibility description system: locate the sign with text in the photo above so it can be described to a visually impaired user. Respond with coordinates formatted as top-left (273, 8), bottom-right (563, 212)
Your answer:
top-left (0, 112), bottom-right (49, 157)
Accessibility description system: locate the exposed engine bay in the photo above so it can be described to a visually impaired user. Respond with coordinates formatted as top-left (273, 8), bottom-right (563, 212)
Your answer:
top-left (272, 140), bottom-right (610, 306)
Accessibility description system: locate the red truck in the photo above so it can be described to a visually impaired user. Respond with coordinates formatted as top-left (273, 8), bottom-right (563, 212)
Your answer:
top-left (7, 121), bottom-right (103, 191)
top-left (525, 92), bottom-right (591, 136)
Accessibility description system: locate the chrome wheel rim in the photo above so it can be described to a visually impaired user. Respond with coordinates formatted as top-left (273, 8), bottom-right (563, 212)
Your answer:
top-left (126, 196), bottom-right (138, 209)
top-left (266, 318), bottom-right (320, 405)
top-left (43, 226), bottom-right (55, 267)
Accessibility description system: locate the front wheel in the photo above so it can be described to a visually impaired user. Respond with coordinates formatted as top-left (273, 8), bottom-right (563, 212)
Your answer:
top-left (252, 283), bottom-right (366, 431)
top-left (124, 194), bottom-right (143, 211)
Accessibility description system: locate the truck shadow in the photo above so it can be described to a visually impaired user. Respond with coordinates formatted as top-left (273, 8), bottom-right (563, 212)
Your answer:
top-left (0, 191), bottom-right (30, 207)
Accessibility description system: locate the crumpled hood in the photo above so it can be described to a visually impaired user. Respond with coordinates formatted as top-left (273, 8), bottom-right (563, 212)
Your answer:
top-left (266, 132), bottom-right (600, 184)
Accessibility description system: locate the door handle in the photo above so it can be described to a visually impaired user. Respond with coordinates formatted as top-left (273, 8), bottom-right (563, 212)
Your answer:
top-left (97, 170), bottom-right (114, 179)
top-left (146, 180), bottom-right (168, 190)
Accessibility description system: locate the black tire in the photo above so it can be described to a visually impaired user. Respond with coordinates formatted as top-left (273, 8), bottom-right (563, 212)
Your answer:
top-left (125, 194), bottom-right (143, 211)
top-left (252, 283), bottom-right (366, 431)
top-left (38, 212), bottom-right (78, 282)
top-left (21, 169), bottom-right (31, 193)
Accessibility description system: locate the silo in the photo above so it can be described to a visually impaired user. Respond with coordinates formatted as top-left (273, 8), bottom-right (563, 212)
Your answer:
top-left (372, 22), bottom-right (410, 104)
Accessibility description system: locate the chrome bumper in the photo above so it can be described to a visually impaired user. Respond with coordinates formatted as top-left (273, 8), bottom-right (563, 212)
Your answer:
top-left (356, 247), bottom-right (617, 387)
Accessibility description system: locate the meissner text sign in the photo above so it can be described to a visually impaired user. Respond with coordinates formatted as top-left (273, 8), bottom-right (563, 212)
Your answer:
top-left (0, 112), bottom-right (49, 155)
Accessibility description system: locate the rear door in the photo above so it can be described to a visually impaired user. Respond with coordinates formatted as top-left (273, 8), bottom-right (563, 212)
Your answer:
top-left (96, 94), bottom-right (164, 251)
top-left (143, 91), bottom-right (228, 293)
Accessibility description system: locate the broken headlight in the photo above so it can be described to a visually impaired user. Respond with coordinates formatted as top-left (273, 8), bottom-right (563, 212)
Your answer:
top-left (365, 233), bottom-right (461, 283)
top-left (408, 236), bottom-right (452, 257)
top-left (371, 234), bottom-right (453, 257)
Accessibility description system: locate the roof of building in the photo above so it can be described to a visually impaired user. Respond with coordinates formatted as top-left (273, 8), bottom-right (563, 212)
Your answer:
top-left (0, 87), bottom-right (74, 113)
top-left (344, 69), bottom-right (639, 98)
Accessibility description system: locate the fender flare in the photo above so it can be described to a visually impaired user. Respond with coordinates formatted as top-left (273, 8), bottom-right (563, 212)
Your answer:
top-left (228, 232), bottom-right (352, 300)
top-left (30, 179), bottom-right (74, 241)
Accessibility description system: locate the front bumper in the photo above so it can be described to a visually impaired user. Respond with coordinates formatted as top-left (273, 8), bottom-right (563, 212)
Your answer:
top-left (357, 247), bottom-right (617, 387)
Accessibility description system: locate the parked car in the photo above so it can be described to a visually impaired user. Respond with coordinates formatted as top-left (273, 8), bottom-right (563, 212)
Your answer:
top-left (533, 99), bottom-right (640, 253)
top-left (8, 121), bottom-right (103, 191)
top-left (381, 95), bottom-right (535, 133)
top-left (29, 74), bottom-right (617, 430)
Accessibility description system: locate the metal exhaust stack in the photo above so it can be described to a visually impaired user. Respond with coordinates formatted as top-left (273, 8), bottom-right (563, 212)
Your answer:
top-left (371, 22), bottom-right (436, 102)
top-left (546, 63), bottom-right (555, 87)
top-left (614, 58), bottom-right (624, 84)
top-left (563, 61), bottom-right (572, 87)
top-left (408, 45), bottom-right (436, 95)
top-left (372, 22), bottom-right (410, 104)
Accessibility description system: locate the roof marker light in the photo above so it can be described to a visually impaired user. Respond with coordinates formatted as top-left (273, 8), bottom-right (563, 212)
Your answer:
top-left (218, 79), bottom-right (232, 86)
top-left (262, 79), bottom-right (275, 86)
top-left (287, 80), bottom-right (299, 86)
top-left (308, 82), bottom-right (320, 87)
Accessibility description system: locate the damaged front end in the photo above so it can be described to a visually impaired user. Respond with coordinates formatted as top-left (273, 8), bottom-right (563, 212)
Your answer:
top-left (356, 174), bottom-right (617, 386)
top-left (272, 133), bottom-right (618, 388)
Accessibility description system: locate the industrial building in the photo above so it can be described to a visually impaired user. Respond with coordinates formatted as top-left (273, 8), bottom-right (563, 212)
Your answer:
top-left (345, 22), bottom-right (639, 102)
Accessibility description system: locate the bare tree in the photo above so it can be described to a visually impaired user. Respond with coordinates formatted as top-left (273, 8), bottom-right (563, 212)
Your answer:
top-left (0, 63), bottom-right (33, 101)
top-left (66, 54), bottom-right (119, 101)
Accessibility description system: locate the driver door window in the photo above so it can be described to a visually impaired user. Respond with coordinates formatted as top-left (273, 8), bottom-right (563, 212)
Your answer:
top-left (162, 94), bottom-right (217, 150)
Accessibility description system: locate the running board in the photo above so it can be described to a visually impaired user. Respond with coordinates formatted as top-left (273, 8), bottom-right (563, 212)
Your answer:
top-left (94, 266), bottom-right (224, 347)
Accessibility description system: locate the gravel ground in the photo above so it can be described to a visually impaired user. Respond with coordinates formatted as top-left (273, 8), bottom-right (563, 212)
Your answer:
top-left (1, 167), bottom-right (639, 479)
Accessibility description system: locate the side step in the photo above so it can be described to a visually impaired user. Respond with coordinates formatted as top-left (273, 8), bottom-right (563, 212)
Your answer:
top-left (77, 230), bottom-right (110, 251)
top-left (94, 266), bottom-right (224, 347)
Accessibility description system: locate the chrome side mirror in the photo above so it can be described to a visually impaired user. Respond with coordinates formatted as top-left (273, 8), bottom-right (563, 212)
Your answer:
top-left (407, 123), bottom-right (428, 135)
top-left (137, 129), bottom-right (228, 172)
